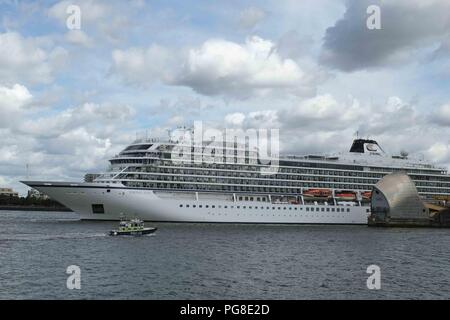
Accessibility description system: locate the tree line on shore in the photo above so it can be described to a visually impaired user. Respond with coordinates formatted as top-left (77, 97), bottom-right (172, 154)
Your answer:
top-left (0, 195), bottom-right (66, 208)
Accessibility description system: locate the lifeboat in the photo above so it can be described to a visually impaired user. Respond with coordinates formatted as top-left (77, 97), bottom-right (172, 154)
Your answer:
top-left (303, 188), bottom-right (332, 198)
top-left (334, 191), bottom-right (357, 201)
top-left (361, 191), bottom-right (372, 200)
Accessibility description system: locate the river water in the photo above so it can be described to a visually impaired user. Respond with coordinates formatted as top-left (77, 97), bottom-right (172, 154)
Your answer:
top-left (0, 210), bottom-right (449, 299)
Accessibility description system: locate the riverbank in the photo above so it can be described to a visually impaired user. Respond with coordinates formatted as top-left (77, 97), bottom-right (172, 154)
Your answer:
top-left (0, 206), bottom-right (72, 212)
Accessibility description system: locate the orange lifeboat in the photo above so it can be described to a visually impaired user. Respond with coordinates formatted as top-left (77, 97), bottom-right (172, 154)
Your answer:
top-left (335, 191), bottom-right (357, 201)
top-left (303, 188), bottom-right (332, 198)
top-left (362, 191), bottom-right (372, 200)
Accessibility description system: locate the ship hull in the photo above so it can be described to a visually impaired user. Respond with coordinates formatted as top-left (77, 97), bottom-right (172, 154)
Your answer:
top-left (22, 181), bottom-right (369, 224)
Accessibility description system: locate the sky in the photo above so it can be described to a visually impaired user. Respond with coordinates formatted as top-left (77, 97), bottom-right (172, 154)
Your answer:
top-left (0, 0), bottom-right (449, 195)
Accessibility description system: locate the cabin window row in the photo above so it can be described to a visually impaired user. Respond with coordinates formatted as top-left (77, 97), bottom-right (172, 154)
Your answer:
top-left (178, 204), bottom-right (351, 213)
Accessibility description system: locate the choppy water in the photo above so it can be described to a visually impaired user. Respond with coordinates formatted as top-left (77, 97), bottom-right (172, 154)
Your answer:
top-left (0, 210), bottom-right (449, 299)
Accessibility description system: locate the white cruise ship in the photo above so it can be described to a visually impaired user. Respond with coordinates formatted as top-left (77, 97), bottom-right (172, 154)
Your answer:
top-left (22, 134), bottom-right (450, 225)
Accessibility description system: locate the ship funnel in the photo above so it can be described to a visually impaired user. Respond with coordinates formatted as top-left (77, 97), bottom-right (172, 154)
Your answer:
top-left (349, 139), bottom-right (384, 154)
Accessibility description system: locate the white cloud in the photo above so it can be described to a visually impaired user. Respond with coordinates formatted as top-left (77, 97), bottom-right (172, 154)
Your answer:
top-left (0, 32), bottom-right (65, 85)
top-left (0, 98), bottom-right (137, 195)
top-left (48, 0), bottom-right (134, 44)
top-left (0, 32), bottom-right (60, 84)
top-left (225, 112), bottom-right (246, 126)
top-left (277, 94), bottom-right (364, 131)
top-left (0, 84), bottom-right (32, 128)
top-left (430, 103), bottom-right (450, 126)
top-left (426, 142), bottom-right (450, 163)
top-left (0, 145), bottom-right (18, 163)
top-left (111, 45), bottom-right (177, 85)
top-left (112, 36), bottom-right (321, 99)
top-left (167, 115), bottom-right (185, 126)
top-left (176, 36), bottom-right (314, 98)
top-left (18, 102), bottom-right (135, 138)
top-left (48, 0), bottom-right (109, 25)
top-left (65, 30), bottom-right (93, 47)
top-left (221, 94), bottom-right (450, 162)
top-left (238, 7), bottom-right (267, 30)
top-left (0, 175), bottom-right (7, 186)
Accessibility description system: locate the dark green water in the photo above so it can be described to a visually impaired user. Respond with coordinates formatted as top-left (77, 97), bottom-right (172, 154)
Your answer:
top-left (0, 210), bottom-right (449, 299)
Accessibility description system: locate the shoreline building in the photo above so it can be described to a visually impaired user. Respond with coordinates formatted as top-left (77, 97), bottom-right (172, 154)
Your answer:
top-left (0, 187), bottom-right (19, 198)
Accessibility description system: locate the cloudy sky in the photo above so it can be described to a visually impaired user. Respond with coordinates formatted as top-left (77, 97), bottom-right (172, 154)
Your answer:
top-left (1, 0), bottom-right (450, 195)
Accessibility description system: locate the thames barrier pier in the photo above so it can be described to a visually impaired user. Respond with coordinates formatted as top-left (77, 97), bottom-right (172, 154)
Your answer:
top-left (369, 173), bottom-right (450, 227)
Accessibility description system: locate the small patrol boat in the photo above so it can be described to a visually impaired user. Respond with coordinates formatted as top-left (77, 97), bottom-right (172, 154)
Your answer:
top-left (109, 218), bottom-right (157, 236)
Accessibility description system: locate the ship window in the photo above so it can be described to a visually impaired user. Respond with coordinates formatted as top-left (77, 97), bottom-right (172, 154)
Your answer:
top-left (332, 208), bottom-right (335, 212)
top-left (316, 208), bottom-right (319, 211)
top-left (212, 205), bottom-right (215, 208)
top-left (306, 207), bottom-right (309, 211)
top-left (186, 205), bottom-right (189, 208)
top-left (123, 144), bottom-right (152, 151)
top-left (199, 205), bottom-right (202, 208)
top-left (179, 204), bottom-right (183, 207)
top-left (347, 208), bottom-right (350, 212)
top-left (321, 208), bottom-right (324, 212)
top-left (91, 204), bottom-right (104, 214)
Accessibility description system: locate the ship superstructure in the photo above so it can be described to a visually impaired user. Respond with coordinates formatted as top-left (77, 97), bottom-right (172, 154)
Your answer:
top-left (22, 136), bottom-right (450, 224)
